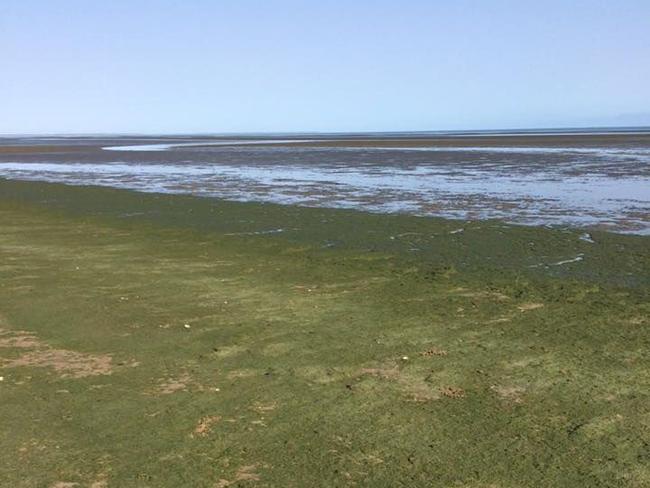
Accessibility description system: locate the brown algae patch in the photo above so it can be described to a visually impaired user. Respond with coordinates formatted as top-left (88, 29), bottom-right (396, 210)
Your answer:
top-left (0, 328), bottom-right (112, 379)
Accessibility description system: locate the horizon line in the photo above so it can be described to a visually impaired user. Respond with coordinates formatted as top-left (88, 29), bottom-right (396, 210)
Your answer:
top-left (1, 124), bottom-right (650, 138)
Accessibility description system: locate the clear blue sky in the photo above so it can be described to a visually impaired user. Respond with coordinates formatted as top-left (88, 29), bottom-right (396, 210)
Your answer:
top-left (1, 0), bottom-right (649, 134)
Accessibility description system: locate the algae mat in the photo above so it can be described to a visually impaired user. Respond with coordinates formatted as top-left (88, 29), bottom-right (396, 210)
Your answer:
top-left (0, 180), bottom-right (648, 487)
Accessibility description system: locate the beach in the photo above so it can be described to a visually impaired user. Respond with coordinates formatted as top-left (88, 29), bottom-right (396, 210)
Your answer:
top-left (3, 0), bottom-right (649, 483)
top-left (0, 177), bottom-right (648, 486)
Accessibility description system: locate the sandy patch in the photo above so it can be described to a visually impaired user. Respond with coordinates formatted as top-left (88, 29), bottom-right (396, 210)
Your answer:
top-left (490, 384), bottom-right (526, 404)
top-left (215, 464), bottom-right (265, 487)
top-left (421, 347), bottom-right (448, 357)
top-left (0, 330), bottom-right (41, 348)
top-left (627, 316), bottom-right (647, 325)
top-left (358, 366), bottom-right (400, 380)
top-left (296, 365), bottom-right (348, 384)
top-left (251, 402), bottom-right (277, 413)
top-left (487, 316), bottom-right (512, 324)
top-left (0, 328), bottom-right (112, 378)
top-left (227, 369), bottom-right (258, 380)
top-left (90, 474), bottom-right (109, 488)
top-left (213, 345), bottom-right (247, 358)
top-left (154, 372), bottom-right (192, 394)
top-left (448, 287), bottom-right (510, 301)
top-left (193, 416), bottom-right (221, 437)
top-left (440, 386), bottom-right (465, 399)
top-left (356, 363), bottom-right (441, 402)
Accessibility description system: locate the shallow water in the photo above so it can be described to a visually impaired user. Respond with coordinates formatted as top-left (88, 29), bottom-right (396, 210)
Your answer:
top-left (1, 133), bottom-right (649, 234)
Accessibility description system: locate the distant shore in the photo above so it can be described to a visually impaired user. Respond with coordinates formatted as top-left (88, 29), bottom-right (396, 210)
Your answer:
top-left (3, 130), bottom-right (650, 153)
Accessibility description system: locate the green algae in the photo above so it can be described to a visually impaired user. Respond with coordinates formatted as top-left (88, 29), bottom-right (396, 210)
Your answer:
top-left (0, 180), bottom-right (648, 487)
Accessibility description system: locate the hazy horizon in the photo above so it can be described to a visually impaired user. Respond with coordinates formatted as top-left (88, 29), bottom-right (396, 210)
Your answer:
top-left (3, 125), bottom-right (650, 138)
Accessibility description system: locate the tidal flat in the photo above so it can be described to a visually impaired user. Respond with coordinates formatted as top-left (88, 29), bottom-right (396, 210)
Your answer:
top-left (1, 132), bottom-right (649, 234)
top-left (0, 179), bottom-right (648, 487)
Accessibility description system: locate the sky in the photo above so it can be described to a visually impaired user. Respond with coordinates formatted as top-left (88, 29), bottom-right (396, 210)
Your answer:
top-left (1, 0), bottom-right (649, 134)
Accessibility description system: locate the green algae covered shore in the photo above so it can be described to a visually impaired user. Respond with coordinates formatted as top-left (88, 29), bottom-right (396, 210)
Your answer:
top-left (1, 179), bottom-right (648, 487)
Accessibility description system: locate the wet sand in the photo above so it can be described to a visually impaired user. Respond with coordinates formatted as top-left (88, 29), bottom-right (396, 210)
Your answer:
top-left (3, 130), bottom-right (650, 152)
top-left (1, 130), bottom-right (649, 234)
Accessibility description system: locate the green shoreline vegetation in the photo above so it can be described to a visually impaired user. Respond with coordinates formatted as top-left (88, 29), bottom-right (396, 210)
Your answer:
top-left (0, 179), bottom-right (648, 487)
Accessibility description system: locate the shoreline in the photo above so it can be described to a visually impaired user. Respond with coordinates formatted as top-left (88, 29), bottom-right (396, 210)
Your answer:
top-left (1, 178), bottom-right (648, 286)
